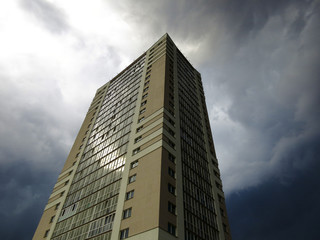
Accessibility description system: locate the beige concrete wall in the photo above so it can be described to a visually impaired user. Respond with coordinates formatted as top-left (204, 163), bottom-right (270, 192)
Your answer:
top-left (51, 180), bottom-right (68, 194)
top-left (158, 148), bottom-right (177, 231)
top-left (120, 147), bottom-right (163, 235)
top-left (141, 112), bottom-right (164, 129)
top-left (124, 227), bottom-right (177, 240)
top-left (140, 123), bottom-right (163, 139)
top-left (117, 40), bottom-right (175, 237)
top-left (163, 55), bottom-right (174, 115)
top-left (56, 171), bottom-right (71, 183)
top-left (32, 206), bottom-right (57, 240)
top-left (139, 134), bottom-right (163, 151)
top-left (143, 55), bottom-right (166, 119)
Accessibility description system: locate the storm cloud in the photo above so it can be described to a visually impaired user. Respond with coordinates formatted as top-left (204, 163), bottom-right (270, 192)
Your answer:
top-left (0, 0), bottom-right (319, 239)
top-left (19, 0), bottom-right (70, 34)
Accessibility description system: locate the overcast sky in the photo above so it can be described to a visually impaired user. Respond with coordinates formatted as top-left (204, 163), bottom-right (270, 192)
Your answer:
top-left (0, 0), bottom-right (319, 239)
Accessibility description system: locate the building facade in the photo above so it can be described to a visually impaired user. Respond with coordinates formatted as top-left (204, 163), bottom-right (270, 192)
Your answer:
top-left (33, 34), bottom-right (231, 240)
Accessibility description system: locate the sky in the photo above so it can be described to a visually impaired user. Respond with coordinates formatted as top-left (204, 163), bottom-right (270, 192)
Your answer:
top-left (0, 0), bottom-right (319, 239)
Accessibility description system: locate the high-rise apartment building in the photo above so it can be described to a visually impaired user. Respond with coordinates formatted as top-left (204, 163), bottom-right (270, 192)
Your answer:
top-left (33, 34), bottom-right (231, 240)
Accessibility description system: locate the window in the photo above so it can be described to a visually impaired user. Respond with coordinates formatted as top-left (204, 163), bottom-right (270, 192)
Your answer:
top-left (168, 128), bottom-right (175, 137)
top-left (49, 215), bottom-right (55, 223)
top-left (216, 181), bottom-right (222, 190)
top-left (79, 144), bottom-right (83, 150)
top-left (44, 230), bottom-right (50, 238)
top-left (138, 117), bottom-right (144, 123)
top-left (61, 209), bottom-right (65, 216)
top-left (218, 194), bottom-right (224, 203)
top-left (168, 140), bottom-right (175, 149)
top-left (60, 191), bottom-right (65, 197)
top-left (214, 170), bottom-right (220, 178)
top-left (212, 158), bottom-right (218, 167)
top-left (141, 100), bottom-right (147, 107)
top-left (168, 183), bottom-right (175, 195)
top-left (76, 152), bottom-right (80, 157)
top-left (143, 87), bottom-right (149, 92)
top-left (169, 153), bottom-right (175, 163)
top-left (134, 136), bottom-right (142, 143)
top-left (220, 207), bottom-right (225, 216)
top-left (64, 180), bottom-right (69, 186)
top-left (55, 203), bottom-right (60, 210)
top-left (142, 93), bottom-right (148, 99)
top-left (168, 167), bottom-right (175, 178)
top-left (168, 202), bottom-right (176, 215)
top-left (223, 223), bottom-right (228, 233)
top-left (144, 80), bottom-right (150, 87)
top-left (128, 174), bottom-right (136, 184)
top-left (131, 160), bottom-right (139, 169)
top-left (137, 126), bottom-right (143, 132)
top-left (123, 208), bottom-right (132, 219)
top-left (168, 223), bottom-right (176, 236)
top-left (72, 203), bottom-right (77, 211)
top-left (139, 108), bottom-right (146, 115)
top-left (168, 118), bottom-right (175, 126)
top-left (120, 228), bottom-right (129, 239)
top-left (133, 147), bottom-right (140, 155)
top-left (126, 190), bottom-right (134, 200)
top-left (105, 214), bottom-right (114, 225)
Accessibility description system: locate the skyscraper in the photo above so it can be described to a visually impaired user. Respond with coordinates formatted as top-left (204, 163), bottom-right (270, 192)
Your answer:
top-left (33, 34), bottom-right (231, 240)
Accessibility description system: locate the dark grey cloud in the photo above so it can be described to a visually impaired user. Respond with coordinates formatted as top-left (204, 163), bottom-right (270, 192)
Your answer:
top-left (0, 70), bottom-right (77, 170)
top-left (1, 0), bottom-right (319, 239)
top-left (205, 0), bottom-right (320, 186)
top-left (0, 71), bottom-right (79, 239)
top-left (0, 160), bottom-right (57, 240)
top-left (227, 150), bottom-right (320, 240)
top-left (109, 0), bottom-right (320, 238)
top-left (112, 0), bottom-right (320, 192)
top-left (0, 10), bottom-right (120, 238)
top-left (199, 1), bottom-right (320, 237)
top-left (19, 0), bottom-right (70, 34)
